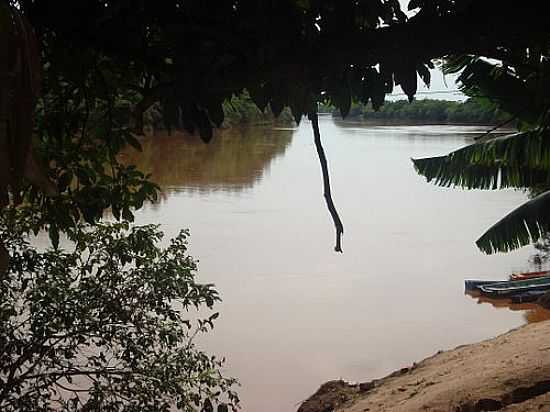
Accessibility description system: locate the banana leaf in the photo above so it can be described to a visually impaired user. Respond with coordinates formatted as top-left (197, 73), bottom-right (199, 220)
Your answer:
top-left (413, 130), bottom-right (550, 190)
top-left (477, 190), bottom-right (550, 254)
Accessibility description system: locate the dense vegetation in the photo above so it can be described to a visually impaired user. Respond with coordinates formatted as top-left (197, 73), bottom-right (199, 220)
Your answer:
top-left (3, 0), bottom-right (548, 254)
top-left (2, 0), bottom-right (550, 410)
top-left (414, 55), bottom-right (550, 254)
top-left (324, 98), bottom-right (510, 124)
top-left (0, 216), bottom-right (238, 411)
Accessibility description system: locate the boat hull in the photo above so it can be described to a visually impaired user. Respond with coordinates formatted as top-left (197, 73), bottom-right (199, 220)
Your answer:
top-left (480, 276), bottom-right (550, 297)
top-left (464, 279), bottom-right (504, 291)
top-left (511, 270), bottom-right (550, 280)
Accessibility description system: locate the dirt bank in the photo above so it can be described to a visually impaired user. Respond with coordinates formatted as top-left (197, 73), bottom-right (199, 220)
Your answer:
top-left (299, 320), bottom-right (550, 412)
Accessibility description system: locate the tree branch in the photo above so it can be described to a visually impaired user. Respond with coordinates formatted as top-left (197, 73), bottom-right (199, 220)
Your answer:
top-left (309, 111), bottom-right (344, 253)
top-left (474, 116), bottom-right (518, 142)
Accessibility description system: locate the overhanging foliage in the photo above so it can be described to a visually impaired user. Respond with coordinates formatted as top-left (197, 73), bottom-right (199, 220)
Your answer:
top-left (0, 214), bottom-right (239, 411)
top-left (413, 131), bottom-right (550, 190)
top-left (2, 0), bottom-right (550, 255)
top-left (413, 129), bottom-right (550, 255)
top-left (415, 47), bottom-right (550, 254)
top-left (477, 190), bottom-right (550, 254)
top-left (14, 0), bottom-right (550, 142)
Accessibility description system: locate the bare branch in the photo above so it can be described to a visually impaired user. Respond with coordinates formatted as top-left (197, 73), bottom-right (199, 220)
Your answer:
top-left (309, 111), bottom-right (344, 253)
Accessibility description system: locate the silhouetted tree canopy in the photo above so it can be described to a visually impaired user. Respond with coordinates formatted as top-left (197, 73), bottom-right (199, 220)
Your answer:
top-left (13, 0), bottom-right (550, 138)
top-left (2, 1), bottom-right (550, 408)
top-left (2, 0), bottom-right (550, 251)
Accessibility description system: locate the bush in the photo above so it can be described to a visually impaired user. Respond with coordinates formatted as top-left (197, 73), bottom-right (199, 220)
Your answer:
top-left (0, 212), bottom-right (239, 412)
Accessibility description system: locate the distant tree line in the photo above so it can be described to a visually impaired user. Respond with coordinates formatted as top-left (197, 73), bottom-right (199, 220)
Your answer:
top-left (321, 98), bottom-right (510, 124)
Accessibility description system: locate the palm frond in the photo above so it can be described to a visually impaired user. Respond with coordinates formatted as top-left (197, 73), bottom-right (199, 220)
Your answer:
top-left (412, 130), bottom-right (550, 190)
top-left (477, 190), bottom-right (550, 254)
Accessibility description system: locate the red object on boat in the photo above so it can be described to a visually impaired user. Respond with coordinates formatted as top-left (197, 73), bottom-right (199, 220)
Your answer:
top-left (510, 270), bottom-right (550, 281)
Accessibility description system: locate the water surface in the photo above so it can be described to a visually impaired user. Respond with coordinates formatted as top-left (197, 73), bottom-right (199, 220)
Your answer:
top-left (131, 118), bottom-right (541, 411)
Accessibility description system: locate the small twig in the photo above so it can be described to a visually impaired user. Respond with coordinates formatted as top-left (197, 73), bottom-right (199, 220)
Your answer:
top-left (474, 116), bottom-right (517, 141)
top-left (309, 111), bottom-right (344, 252)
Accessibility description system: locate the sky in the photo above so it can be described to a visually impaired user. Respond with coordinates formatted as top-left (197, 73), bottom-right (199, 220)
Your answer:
top-left (388, 69), bottom-right (465, 102)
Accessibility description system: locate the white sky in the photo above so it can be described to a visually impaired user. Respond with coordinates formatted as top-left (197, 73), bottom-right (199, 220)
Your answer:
top-left (389, 70), bottom-right (465, 102)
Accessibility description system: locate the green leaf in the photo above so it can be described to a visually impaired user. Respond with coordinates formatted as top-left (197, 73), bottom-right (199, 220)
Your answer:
top-left (371, 72), bottom-right (386, 111)
top-left (338, 90), bottom-right (351, 119)
top-left (413, 131), bottom-right (550, 190)
top-left (1, 219), bottom-right (239, 410)
top-left (193, 106), bottom-right (214, 143)
top-left (328, 72), bottom-right (352, 118)
top-left (112, 205), bottom-right (121, 220)
top-left (330, 85), bottom-right (351, 119)
top-left (477, 190), bottom-right (550, 254)
top-left (122, 207), bottom-right (134, 222)
top-left (446, 58), bottom-right (540, 125)
top-left (289, 84), bottom-right (309, 124)
top-left (416, 63), bottom-right (431, 87)
top-left (395, 65), bottom-right (417, 102)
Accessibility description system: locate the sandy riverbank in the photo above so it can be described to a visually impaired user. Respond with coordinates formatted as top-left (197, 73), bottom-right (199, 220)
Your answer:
top-left (299, 320), bottom-right (550, 411)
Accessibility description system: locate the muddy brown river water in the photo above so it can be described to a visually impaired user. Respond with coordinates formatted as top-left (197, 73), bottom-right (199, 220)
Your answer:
top-left (126, 117), bottom-right (539, 411)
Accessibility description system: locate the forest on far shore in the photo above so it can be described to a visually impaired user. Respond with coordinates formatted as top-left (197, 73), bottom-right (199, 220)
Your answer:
top-left (142, 94), bottom-right (509, 129)
top-left (320, 98), bottom-right (510, 124)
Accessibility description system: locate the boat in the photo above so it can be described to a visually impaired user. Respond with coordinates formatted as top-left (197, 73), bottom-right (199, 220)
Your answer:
top-left (510, 269), bottom-right (550, 281)
top-left (479, 276), bottom-right (550, 297)
top-left (464, 279), bottom-right (505, 291)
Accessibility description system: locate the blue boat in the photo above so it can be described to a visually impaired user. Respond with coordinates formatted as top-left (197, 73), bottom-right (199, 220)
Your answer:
top-left (464, 279), bottom-right (506, 291)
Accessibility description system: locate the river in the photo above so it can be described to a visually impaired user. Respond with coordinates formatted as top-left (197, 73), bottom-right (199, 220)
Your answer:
top-left (125, 116), bottom-right (545, 411)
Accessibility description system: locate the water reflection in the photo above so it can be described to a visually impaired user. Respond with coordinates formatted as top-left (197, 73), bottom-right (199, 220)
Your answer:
top-left (121, 126), bottom-right (293, 196)
top-left (466, 291), bottom-right (550, 323)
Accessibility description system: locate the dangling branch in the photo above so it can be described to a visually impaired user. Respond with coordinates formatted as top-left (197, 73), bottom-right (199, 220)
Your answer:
top-left (309, 111), bottom-right (344, 252)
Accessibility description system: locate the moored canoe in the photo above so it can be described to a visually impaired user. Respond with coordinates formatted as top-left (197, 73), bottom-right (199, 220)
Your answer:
top-left (510, 269), bottom-right (550, 281)
top-left (464, 279), bottom-right (505, 291)
top-left (480, 276), bottom-right (550, 297)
